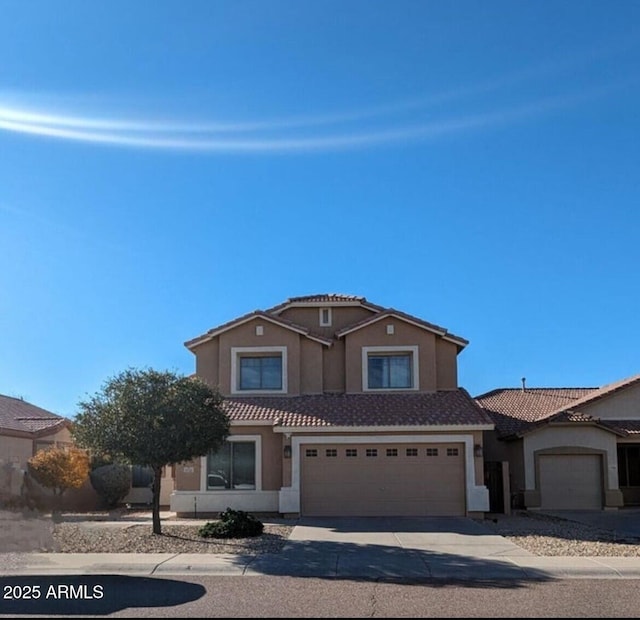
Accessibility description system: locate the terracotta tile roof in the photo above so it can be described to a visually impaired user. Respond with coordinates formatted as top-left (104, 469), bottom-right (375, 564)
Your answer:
top-left (0, 394), bottom-right (67, 436)
top-left (608, 420), bottom-right (640, 435)
top-left (185, 310), bottom-right (333, 349)
top-left (224, 389), bottom-right (493, 428)
top-left (475, 388), bottom-right (597, 438)
top-left (267, 293), bottom-right (385, 314)
top-left (335, 308), bottom-right (468, 347)
top-left (544, 373), bottom-right (640, 415)
top-left (477, 374), bottom-right (640, 438)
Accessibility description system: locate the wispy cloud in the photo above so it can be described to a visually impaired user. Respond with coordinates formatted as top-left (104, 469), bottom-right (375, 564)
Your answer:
top-left (0, 77), bottom-right (633, 154)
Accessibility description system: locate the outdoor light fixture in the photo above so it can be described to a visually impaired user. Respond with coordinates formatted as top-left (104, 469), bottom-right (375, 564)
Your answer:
top-left (283, 445), bottom-right (292, 459)
top-left (474, 444), bottom-right (483, 457)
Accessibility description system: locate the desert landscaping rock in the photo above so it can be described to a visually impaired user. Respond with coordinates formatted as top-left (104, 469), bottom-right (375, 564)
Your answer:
top-left (4, 509), bottom-right (640, 557)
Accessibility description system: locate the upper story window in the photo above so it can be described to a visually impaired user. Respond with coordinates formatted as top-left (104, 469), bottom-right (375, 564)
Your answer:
top-left (240, 356), bottom-right (282, 390)
top-left (362, 345), bottom-right (419, 391)
top-left (319, 307), bottom-right (332, 327)
top-left (231, 346), bottom-right (287, 394)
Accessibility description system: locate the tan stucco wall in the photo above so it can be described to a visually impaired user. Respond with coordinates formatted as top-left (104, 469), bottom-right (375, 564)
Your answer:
top-left (175, 426), bottom-right (282, 492)
top-left (278, 306), bottom-right (374, 337)
top-left (300, 338), bottom-right (323, 394)
top-left (323, 339), bottom-right (346, 393)
top-left (581, 382), bottom-right (640, 420)
top-left (175, 458), bottom-right (201, 491)
top-left (215, 320), bottom-right (302, 395)
top-left (523, 425), bottom-right (618, 493)
top-left (193, 338), bottom-right (220, 389)
top-left (0, 434), bottom-right (33, 468)
top-left (344, 320), bottom-right (439, 393)
top-left (435, 339), bottom-right (458, 389)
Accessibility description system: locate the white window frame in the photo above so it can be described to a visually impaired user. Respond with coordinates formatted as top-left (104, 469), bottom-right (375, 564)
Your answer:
top-left (201, 434), bottom-right (262, 492)
top-left (319, 307), bottom-right (332, 327)
top-left (362, 345), bottom-right (419, 391)
top-left (231, 346), bottom-right (287, 395)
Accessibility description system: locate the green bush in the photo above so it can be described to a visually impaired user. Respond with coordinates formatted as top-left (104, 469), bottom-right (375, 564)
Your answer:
top-left (198, 508), bottom-right (264, 539)
top-left (90, 464), bottom-right (131, 507)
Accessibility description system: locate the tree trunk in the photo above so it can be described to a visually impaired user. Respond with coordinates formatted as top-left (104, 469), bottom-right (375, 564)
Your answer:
top-left (151, 465), bottom-right (163, 535)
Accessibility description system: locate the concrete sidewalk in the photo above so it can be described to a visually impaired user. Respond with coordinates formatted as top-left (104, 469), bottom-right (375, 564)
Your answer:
top-left (3, 515), bottom-right (640, 580)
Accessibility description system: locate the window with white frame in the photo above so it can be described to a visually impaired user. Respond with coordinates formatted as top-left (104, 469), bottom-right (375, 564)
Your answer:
top-left (207, 441), bottom-right (256, 490)
top-left (231, 346), bottom-right (287, 394)
top-left (362, 346), bottom-right (419, 391)
top-left (319, 307), bottom-right (332, 327)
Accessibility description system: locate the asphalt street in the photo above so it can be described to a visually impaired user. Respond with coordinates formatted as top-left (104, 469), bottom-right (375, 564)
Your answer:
top-left (1, 575), bottom-right (639, 618)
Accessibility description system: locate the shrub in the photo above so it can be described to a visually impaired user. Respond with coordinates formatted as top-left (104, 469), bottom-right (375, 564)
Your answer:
top-left (198, 508), bottom-right (264, 539)
top-left (27, 447), bottom-right (89, 496)
top-left (90, 464), bottom-right (131, 507)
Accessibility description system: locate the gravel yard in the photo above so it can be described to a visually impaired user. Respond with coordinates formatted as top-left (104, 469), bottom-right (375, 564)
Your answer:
top-left (478, 511), bottom-right (640, 557)
top-left (52, 522), bottom-right (293, 554)
top-left (3, 509), bottom-right (640, 556)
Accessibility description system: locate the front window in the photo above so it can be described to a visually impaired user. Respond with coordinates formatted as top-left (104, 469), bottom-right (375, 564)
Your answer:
top-left (368, 354), bottom-right (412, 389)
top-left (207, 441), bottom-right (256, 490)
top-left (239, 356), bottom-right (282, 390)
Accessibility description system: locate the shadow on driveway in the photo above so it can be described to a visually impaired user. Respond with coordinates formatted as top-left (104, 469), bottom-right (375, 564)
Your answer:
top-left (235, 517), bottom-right (554, 586)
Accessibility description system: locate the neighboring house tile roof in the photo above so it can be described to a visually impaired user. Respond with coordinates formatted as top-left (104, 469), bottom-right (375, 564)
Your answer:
top-left (475, 388), bottom-right (598, 438)
top-left (224, 390), bottom-right (493, 429)
top-left (608, 420), bottom-right (640, 435)
top-left (476, 374), bottom-right (640, 438)
top-left (0, 394), bottom-right (68, 436)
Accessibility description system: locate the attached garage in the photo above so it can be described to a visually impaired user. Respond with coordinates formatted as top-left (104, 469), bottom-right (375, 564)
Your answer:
top-left (301, 442), bottom-right (466, 516)
top-left (538, 454), bottom-right (603, 509)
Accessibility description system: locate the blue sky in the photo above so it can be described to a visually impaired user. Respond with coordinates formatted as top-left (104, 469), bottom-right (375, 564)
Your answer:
top-left (1, 1), bottom-right (639, 417)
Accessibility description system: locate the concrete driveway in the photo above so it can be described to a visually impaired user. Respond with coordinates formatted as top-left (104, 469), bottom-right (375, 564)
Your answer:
top-left (246, 516), bottom-right (543, 580)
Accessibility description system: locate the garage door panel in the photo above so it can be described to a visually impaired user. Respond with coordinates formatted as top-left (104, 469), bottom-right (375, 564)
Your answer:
top-left (539, 454), bottom-right (602, 510)
top-left (301, 443), bottom-right (465, 517)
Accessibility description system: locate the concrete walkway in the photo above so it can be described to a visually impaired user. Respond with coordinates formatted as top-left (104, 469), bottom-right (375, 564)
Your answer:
top-left (2, 515), bottom-right (640, 580)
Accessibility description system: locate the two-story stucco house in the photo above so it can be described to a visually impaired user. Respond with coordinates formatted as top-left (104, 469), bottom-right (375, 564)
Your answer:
top-left (171, 294), bottom-right (493, 517)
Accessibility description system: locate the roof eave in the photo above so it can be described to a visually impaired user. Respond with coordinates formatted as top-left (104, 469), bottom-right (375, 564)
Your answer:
top-left (185, 312), bottom-right (332, 351)
top-left (273, 423), bottom-right (495, 433)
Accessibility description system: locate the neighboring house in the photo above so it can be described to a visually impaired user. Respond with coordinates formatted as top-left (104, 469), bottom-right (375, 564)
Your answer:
top-left (172, 294), bottom-right (493, 517)
top-left (0, 394), bottom-right (175, 508)
top-left (477, 374), bottom-right (640, 511)
top-left (0, 394), bottom-right (73, 496)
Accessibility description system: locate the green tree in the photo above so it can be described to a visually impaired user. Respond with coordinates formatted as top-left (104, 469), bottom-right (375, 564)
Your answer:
top-left (27, 447), bottom-right (90, 497)
top-left (73, 368), bottom-right (229, 534)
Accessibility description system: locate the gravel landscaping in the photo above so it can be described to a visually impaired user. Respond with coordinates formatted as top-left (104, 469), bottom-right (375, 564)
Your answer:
top-left (2, 509), bottom-right (640, 556)
top-left (52, 522), bottom-right (293, 554)
top-left (478, 511), bottom-right (640, 557)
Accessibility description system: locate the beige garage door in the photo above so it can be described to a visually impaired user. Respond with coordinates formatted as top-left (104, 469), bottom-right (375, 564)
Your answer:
top-left (539, 454), bottom-right (602, 510)
top-left (301, 443), bottom-right (466, 517)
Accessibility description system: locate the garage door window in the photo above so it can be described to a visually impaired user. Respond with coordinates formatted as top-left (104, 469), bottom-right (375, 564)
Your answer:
top-left (346, 449), bottom-right (358, 457)
top-left (207, 441), bottom-right (256, 490)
